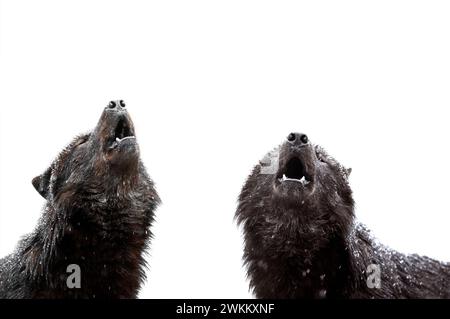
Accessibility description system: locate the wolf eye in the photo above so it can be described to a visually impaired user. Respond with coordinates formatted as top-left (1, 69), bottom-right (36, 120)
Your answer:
top-left (75, 138), bottom-right (88, 147)
top-left (316, 152), bottom-right (326, 163)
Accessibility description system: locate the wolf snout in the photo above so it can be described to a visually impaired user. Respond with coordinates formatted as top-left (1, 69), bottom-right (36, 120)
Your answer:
top-left (287, 132), bottom-right (309, 146)
top-left (107, 100), bottom-right (127, 111)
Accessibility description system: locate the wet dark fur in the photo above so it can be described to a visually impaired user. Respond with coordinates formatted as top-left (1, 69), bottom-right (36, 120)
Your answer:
top-left (0, 102), bottom-right (160, 299)
top-left (236, 133), bottom-right (450, 299)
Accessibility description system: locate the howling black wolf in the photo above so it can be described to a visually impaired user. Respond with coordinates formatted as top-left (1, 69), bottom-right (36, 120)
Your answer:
top-left (0, 101), bottom-right (160, 299)
top-left (237, 132), bottom-right (450, 299)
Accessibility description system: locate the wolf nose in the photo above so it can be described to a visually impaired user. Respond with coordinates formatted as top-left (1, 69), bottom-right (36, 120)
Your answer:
top-left (107, 100), bottom-right (126, 110)
top-left (287, 133), bottom-right (309, 145)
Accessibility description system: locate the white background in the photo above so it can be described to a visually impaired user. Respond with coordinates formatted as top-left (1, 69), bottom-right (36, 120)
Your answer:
top-left (1, 0), bottom-right (450, 299)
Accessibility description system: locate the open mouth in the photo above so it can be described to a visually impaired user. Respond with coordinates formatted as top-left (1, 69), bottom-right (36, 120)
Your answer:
top-left (109, 116), bottom-right (136, 149)
top-left (277, 157), bottom-right (311, 187)
top-left (114, 117), bottom-right (135, 142)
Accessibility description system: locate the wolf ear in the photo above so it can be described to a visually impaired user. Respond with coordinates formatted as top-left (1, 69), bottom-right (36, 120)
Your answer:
top-left (345, 167), bottom-right (353, 178)
top-left (32, 167), bottom-right (52, 199)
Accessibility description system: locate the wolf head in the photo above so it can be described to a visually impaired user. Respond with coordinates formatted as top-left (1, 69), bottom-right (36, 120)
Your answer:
top-left (32, 100), bottom-right (145, 205)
